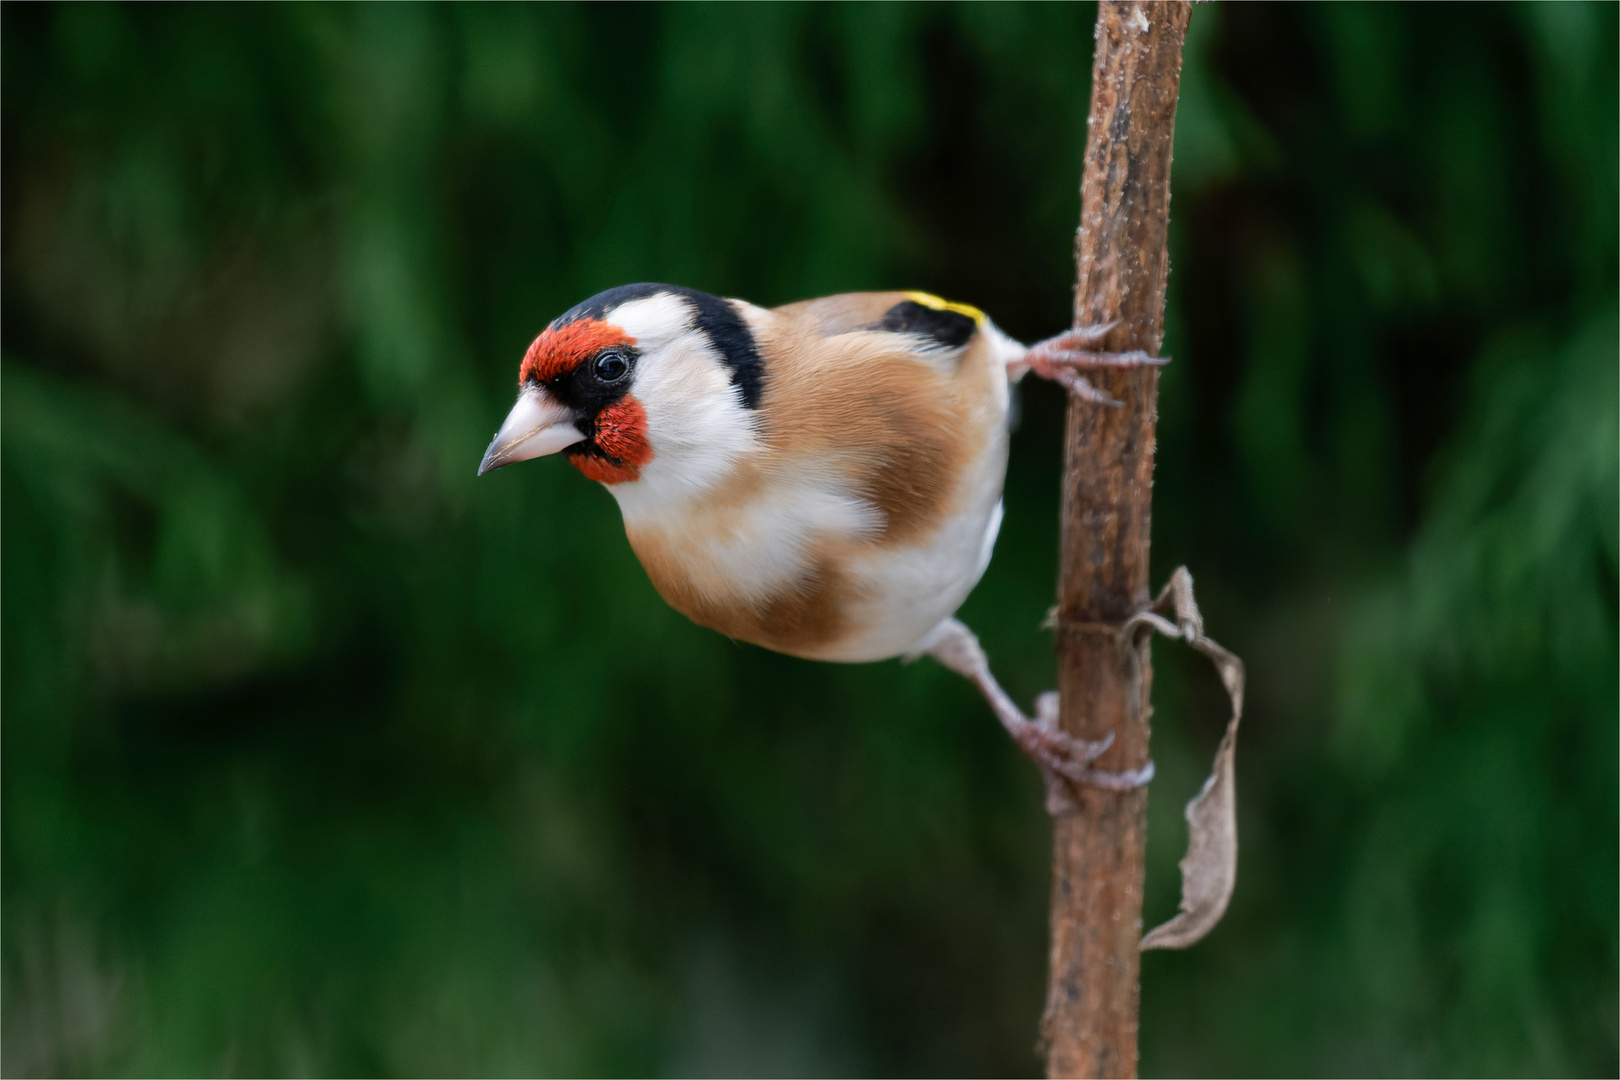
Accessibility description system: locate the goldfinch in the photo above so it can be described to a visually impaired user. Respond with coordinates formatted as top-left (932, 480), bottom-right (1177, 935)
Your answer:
top-left (478, 284), bottom-right (1162, 810)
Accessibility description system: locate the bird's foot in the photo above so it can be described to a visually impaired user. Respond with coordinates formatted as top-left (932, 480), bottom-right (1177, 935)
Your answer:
top-left (1023, 322), bottom-right (1168, 406)
top-left (1019, 692), bottom-right (1155, 815)
top-left (923, 618), bottom-right (1153, 817)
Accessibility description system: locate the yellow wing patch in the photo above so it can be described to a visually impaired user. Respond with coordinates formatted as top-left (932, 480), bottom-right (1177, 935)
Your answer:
top-left (904, 291), bottom-right (986, 325)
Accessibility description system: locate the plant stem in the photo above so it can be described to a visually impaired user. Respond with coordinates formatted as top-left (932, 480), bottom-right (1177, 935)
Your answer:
top-left (1043, 4), bottom-right (1191, 1077)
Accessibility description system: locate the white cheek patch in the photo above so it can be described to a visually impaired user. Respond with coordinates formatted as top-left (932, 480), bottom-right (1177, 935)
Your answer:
top-left (618, 327), bottom-right (761, 506)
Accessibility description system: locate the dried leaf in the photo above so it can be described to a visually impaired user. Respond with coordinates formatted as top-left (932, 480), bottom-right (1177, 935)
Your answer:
top-left (1126, 567), bottom-right (1246, 951)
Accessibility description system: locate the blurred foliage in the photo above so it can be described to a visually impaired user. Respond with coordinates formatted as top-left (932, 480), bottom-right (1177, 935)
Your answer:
top-left (2, 3), bottom-right (1614, 1076)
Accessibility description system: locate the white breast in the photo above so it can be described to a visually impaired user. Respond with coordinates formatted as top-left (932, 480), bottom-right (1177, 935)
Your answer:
top-left (812, 426), bottom-right (1008, 663)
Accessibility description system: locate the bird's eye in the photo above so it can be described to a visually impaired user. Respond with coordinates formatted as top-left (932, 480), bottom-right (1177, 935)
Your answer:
top-left (594, 352), bottom-right (630, 383)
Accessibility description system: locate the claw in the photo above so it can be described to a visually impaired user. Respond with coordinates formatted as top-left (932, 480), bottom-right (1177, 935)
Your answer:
top-left (1016, 719), bottom-right (1153, 803)
top-left (927, 618), bottom-right (1154, 816)
top-left (1021, 326), bottom-right (1169, 404)
top-left (1043, 321), bottom-right (1119, 349)
top-left (1048, 368), bottom-right (1121, 406)
top-left (1010, 696), bottom-right (1152, 809)
top-left (1034, 692), bottom-right (1115, 757)
top-left (1034, 691), bottom-right (1061, 729)
top-left (1043, 348), bottom-right (1168, 369)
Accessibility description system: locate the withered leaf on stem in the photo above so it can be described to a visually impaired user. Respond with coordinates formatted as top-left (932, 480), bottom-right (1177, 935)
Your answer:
top-left (1124, 567), bottom-right (1245, 951)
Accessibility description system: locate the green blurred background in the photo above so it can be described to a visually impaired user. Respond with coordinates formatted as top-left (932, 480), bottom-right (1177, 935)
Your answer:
top-left (3, 3), bottom-right (1615, 1076)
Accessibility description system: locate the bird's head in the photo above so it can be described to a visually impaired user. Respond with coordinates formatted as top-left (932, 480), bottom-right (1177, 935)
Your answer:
top-left (477, 284), bottom-right (764, 491)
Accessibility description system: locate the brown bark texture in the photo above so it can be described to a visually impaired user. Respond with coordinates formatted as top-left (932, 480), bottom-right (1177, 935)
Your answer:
top-left (1043, 4), bottom-right (1190, 1079)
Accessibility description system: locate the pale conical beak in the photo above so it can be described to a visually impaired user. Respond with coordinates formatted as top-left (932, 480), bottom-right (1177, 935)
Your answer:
top-left (477, 386), bottom-right (585, 476)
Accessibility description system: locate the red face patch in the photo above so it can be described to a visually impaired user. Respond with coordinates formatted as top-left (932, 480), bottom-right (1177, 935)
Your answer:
top-left (519, 318), bottom-right (636, 385)
top-left (568, 396), bottom-right (653, 485)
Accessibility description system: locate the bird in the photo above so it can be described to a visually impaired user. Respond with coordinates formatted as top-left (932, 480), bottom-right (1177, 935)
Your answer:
top-left (477, 284), bottom-right (1163, 812)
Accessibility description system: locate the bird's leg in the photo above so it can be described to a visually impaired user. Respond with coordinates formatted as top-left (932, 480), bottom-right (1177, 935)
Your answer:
top-left (924, 618), bottom-right (1154, 816)
top-left (1021, 321), bottom-right (1168, 405)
